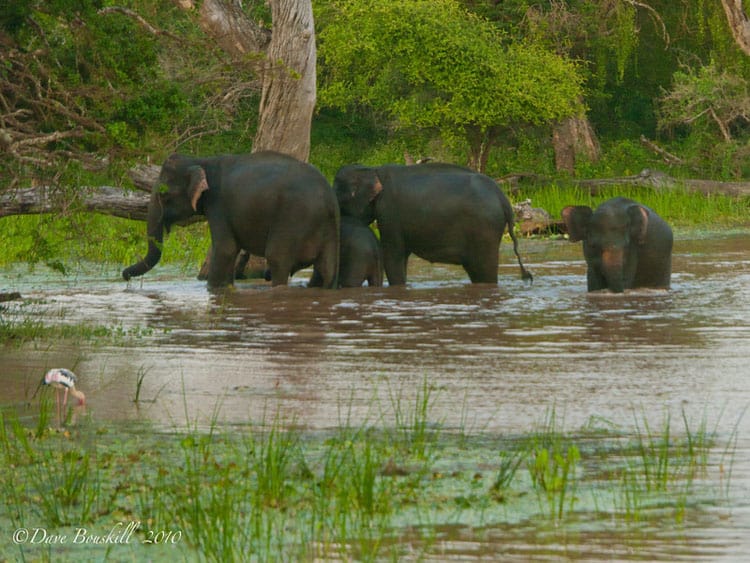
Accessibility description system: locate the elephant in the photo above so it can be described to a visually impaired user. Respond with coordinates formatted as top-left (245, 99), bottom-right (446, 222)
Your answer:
top-left (278, 216), bottom-right (383, 287)
top-left (561, 196), bottom-right (673, 293)
top-left (338, 216), bottom-right (383, 287)
top-left (333, 162), bottom-right (532, 285)
top-left (122, 151), bottom-right (340, 290)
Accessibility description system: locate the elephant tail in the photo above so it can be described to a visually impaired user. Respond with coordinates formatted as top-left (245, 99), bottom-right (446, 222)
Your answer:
top-left (504, 204), bottom-right (533, 284)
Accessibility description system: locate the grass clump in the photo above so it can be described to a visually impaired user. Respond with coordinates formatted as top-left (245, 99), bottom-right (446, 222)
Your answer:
top-left (514, 182), bottom-right (750, 230)
top-left (0, 398), bottom-right (741, 561)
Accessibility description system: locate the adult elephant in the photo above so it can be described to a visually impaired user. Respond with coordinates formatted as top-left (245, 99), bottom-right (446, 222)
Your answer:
top-left (122, 151), bottom-right (339, 290)
top-left (333, 163), bottom-right (532, 285)
top-left (561, 196), bottom-right (673, 292)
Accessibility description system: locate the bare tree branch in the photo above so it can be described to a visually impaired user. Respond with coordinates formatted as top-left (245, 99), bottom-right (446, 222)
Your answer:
top-left (98, 6), bottom-right (183, 41)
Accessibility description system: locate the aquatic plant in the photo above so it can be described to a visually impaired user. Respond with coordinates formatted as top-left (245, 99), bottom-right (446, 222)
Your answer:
top-left (0, 398), bottom-right (742, 561)
top-left (386, 376), bottom-right (440, 461)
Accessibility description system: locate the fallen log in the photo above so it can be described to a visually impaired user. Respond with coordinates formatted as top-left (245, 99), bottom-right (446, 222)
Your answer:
top-left (2, 164), bottom-right (747, 246)
top-left (0, 185), bottom-right (150, 220)
top-left (512, 199), bottom-right (566, 236)
top-left (129, 163), bottom-right (160, 192)
top-left (577, 168), bottom-right (750, 198)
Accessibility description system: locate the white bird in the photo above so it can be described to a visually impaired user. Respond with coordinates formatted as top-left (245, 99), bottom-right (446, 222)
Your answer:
top-left (42, 368), bottom-right (86, 424)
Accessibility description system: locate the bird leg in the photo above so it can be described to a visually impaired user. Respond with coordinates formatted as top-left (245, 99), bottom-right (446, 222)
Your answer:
top-left (55, 389), bottom-right (62, 427)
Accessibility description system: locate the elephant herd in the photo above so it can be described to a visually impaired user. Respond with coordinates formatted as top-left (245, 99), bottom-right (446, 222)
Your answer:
top-left (123, 151), bottom-right (673, 294)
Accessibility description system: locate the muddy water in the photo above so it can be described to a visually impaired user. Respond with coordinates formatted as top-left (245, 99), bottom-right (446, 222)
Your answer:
top-left (2, 234), bottom-right (750, 558)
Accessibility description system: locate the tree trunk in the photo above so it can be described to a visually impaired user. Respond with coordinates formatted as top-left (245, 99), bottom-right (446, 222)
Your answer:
top-left (177, 0), bottom-right (315, 160)
top-left (179, 0), bottom-right (271, 56)
top-left (721, 0), bottom-right (750, 57)
top-left (552, 114), bottom-right (601, 173)
top-left (252, 0), bottom-right (316, 161)
top-left (175, 0), bottom-right (316, 276)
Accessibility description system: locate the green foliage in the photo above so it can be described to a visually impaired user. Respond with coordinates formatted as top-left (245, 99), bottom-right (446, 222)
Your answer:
top-left (0, 403), bottom-right (739, 560)
top-left (318, 0), bottom-right (583, 169)
top-left (658, 60), bottom-right (750, 140)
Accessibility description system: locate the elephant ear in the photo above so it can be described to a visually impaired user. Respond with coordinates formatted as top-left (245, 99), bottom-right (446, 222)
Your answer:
top-left (561, 205), bottom-right (592, 242)
top-left (628, 205), bottom-right (649, 245)
top-left (187, 165), bottom-right (209, 212)
top-left (369, 175), bottom-right (383, 202)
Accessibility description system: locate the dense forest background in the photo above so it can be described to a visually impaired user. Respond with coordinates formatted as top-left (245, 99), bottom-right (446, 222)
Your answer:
top-left (1, 0), bottom-right (749, 267)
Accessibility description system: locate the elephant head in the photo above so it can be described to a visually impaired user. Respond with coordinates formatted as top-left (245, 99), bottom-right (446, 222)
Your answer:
top-left (122, 154), bottom-right (208, 281)
top-left (562, 201), bottom-right (649, 293)
top-left (333, 165), bottom-right (382, 223)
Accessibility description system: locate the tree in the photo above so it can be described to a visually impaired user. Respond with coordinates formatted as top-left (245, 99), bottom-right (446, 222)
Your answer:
top-left (0, 1), bottom-right (166, 188)
top-left (253, 1), bottom-right (317, 159)
top-left (317, 0), bottom-right (583, 172)
top-left (658, 61), bottom-right (750, 142)
top-left (721, 0), bottom-right (750, 56)
top-left (176, 0), bottom-right (316, 161)
top-left (468, 1), bottom-right (672, 172)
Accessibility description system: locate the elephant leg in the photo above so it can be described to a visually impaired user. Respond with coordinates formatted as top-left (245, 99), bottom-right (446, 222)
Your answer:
top-left (367, 266), bottom-right (383, 287)
top-left (233, 250), bottom-right (251, 279)
top-left (265, 253), bottom-right (293, 286)
top-left (463, 245), bottom-right (498, 284)
top-left (586, 267), bottom-right (607, 292)
top-left (311, 236), bottom-right (339, 289)
top-left (199, 248), bottom-right (250, 281)
top-left (308, 268), bottom-right (324, 287)
top-left (383, 250), bottom-right (409, 285)
top-left (207, 240), bottom-right (239, 289)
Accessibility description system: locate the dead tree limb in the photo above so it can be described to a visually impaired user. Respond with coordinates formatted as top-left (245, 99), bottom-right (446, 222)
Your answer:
top-left (638, 135), bottom-right (685, 166)
top-left (0, 186), bottom-right (150, 220)
top-left (577, 168), bottom-right (750, 197)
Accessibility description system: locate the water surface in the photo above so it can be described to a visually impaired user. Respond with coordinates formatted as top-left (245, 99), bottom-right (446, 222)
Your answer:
top-left (2, 234), bottom-right (749, 560)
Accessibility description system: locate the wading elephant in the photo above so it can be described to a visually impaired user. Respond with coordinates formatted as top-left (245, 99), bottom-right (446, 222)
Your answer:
top-left (561, 197), bottom-right (673, 293)
top-left (338, 216), bottom-right (383, 287)
top-left (333, 163), bottom-right (532, 285)
top-left (289, 216), bottom-right (383, 288)
top-left (122, 151), bottom-right (340, 290)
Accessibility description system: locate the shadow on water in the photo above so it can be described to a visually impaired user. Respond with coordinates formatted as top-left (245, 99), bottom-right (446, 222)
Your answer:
top-left (2, 233), bottom-right (750, 559)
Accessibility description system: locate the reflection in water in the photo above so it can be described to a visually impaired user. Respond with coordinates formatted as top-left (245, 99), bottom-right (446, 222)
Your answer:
top-left (2, 234), bottom-right (750, 558)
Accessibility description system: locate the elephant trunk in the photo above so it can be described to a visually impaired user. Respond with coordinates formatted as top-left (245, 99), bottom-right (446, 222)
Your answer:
top-left (122, 196), bottom-right (164, 281)
top-left (601, 247), bottom-right (625, 293)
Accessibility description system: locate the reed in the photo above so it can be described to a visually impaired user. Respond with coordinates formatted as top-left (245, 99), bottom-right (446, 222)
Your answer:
top-left (0, 396), bottom-right (742, 561)
top-left (387, 376), bottom-right (440, 461)
top-left (515, 182), bottom-right (749, 229)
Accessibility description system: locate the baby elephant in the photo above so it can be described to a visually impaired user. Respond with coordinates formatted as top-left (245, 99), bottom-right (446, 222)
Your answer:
top-left (339, 216), bottom-right (383, 287)
top-left (305, 217), bottom-right (383, 288)
top-left (562, 197), bottom-right (673, 293)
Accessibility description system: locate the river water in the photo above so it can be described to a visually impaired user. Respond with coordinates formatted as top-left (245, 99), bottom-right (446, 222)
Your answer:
top-left (2, 233), bottom-right (749, 560)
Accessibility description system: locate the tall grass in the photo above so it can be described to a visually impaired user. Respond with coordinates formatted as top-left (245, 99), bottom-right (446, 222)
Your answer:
top-left (523, 407), bottom-right (581, 521)
top-left (0, 406), bottom-right (103, 527)
top-left (514, 183), bottom-right (749, 229)
top-left (387, 376), bottom-right (439, 460)
top-left (0, 396), bottom-right (742, 561)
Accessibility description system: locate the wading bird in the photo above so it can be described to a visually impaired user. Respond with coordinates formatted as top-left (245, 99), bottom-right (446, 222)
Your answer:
top-left (42, 368), bottom-right (86, 424)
